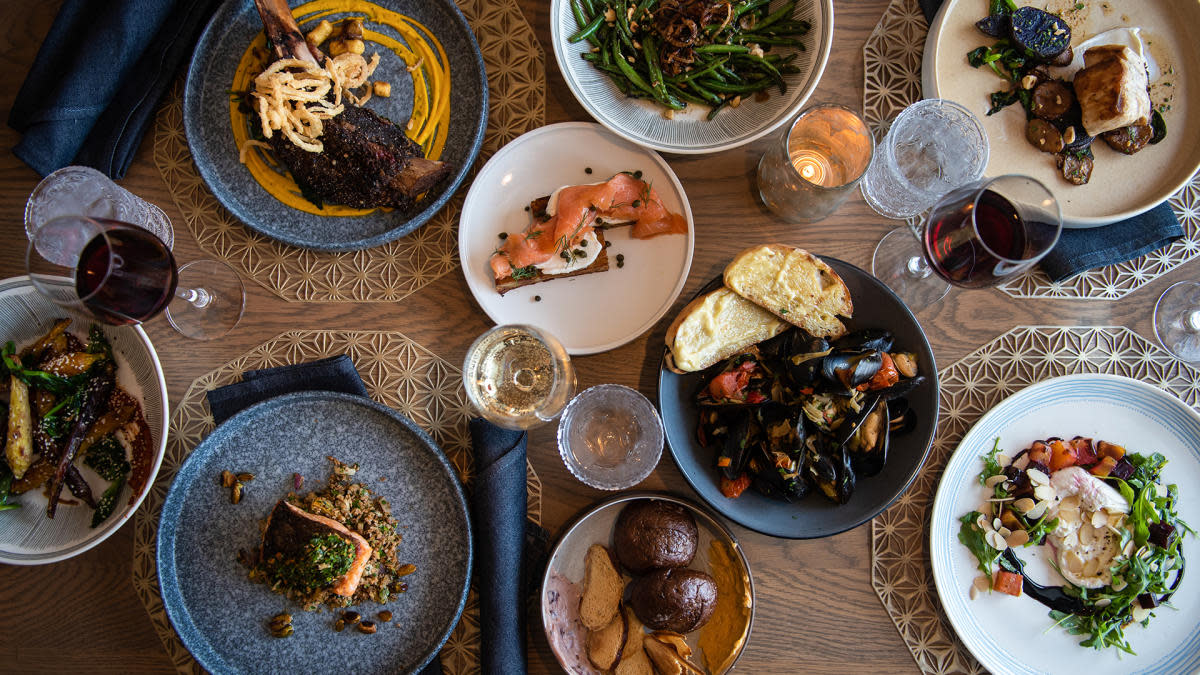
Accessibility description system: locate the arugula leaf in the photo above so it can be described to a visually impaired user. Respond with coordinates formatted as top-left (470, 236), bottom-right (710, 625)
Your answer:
top-left (979, 437), bottom-right (1004, 486)
top-left (958, 512), bottom-right (999, 582)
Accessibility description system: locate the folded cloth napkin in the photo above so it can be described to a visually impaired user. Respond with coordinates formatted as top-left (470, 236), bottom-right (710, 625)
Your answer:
top-left (9, 0), bottom-right (222, 178)
top-left (912, 0), bottom-right (1184, 281)
top-left (469, 418), bottom-right (551, 675)
top-left (206, 354), bottom-right (444, 675)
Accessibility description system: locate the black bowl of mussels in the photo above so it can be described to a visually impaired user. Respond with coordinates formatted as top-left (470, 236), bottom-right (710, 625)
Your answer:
top-left (657, 257), bottom-right (939, 539)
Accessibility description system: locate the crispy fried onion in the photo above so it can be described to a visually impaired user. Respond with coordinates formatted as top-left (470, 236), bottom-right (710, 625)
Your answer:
top-left (654, 0), bottom-right (732, 75)
top-left (246, 52), bottom-right (381, 155)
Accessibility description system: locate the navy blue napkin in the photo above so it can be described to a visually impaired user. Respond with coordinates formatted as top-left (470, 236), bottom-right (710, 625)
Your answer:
top-left (913, 0), bottom-right (1184, 282)
top-left (206, 355), bottom-right (444, 675)
top-left (9, 0), bottom-right (222, 178)
top-left (469, 418), bottom-right (550, 675)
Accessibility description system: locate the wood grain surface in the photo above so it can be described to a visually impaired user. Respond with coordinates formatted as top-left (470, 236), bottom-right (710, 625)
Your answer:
top-left (0, 0), bottom-right (1188, 673)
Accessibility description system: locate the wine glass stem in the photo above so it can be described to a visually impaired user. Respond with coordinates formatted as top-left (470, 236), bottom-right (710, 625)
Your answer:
top-left (906, 255), bottom-right (933, 280)
top-left (175, 286), bottom-right (212, 309)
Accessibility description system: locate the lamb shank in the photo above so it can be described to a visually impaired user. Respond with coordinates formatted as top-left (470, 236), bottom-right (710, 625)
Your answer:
top-left (252, 0), bottom-right (452, 210)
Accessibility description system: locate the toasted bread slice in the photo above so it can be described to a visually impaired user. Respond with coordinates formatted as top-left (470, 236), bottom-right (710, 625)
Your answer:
top-left (580, 544), bottom-right (623, 630)
top-left (586, 605), bottom-right (628, 670)
top-left (614, 605), bottom-right (654, 675)
top-left (723, 244), bottom-right (852, 339)
top-left (664, 287), bottom-right (789, 373)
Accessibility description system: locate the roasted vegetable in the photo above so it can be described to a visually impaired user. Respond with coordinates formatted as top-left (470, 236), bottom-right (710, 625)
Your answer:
top-left (0, 460), bottom-right (19, 512)
top-left (1008, 6), bottom-right (1070, 61)
top-left (91, 474), bottom-right (125, 528)
top-left (5, 375), bottom-right (33, 479)
top-left (46, 363), bottom-right (114, 518)
top-left (2, 341), bottom-right (78, 395)
top-left (85, 436), bottom-right (130, 482)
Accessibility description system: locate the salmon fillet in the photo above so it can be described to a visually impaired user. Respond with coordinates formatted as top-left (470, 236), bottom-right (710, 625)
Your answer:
top-left (260, 500), bottom-right (373, 597)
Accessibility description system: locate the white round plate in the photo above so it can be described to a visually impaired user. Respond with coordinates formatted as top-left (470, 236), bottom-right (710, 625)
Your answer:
top-left (459, 122), bottom-right (694, 355)
top-left (0, 276), bottom-right (168, 565)
top-left (541, 492), bottom-right (754, 674)
top-left (923, 0), bottom-right (1200, 228)
top-left (549, 0), bottom-right (834, 154)
top-left (930, 374), bottom-right (1200, 675)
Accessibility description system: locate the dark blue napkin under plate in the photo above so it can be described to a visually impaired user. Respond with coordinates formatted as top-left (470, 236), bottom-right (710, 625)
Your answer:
top-left (10, 0), bottom-right (222, 178)
top-left (912, 0), bottom-right (1184, 282)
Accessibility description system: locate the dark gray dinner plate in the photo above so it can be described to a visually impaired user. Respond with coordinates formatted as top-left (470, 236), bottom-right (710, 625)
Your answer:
top-left (157, 391), bottom-right (471, 674)
top-left (657, 257), bottom-right (940, 539)
top-left (184, 0), bottom-right (487, 251)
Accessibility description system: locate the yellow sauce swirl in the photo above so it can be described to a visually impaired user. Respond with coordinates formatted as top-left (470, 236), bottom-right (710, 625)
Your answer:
top-left (230, 0), bottom-right (450, 216)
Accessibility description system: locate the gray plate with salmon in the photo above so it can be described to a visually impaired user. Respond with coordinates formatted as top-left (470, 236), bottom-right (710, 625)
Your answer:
top-left (157, 391), bottom-right (471, 674)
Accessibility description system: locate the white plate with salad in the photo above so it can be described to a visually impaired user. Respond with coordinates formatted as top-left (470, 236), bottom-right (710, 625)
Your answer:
top-left (929, 373), bottom-right (1200, 675)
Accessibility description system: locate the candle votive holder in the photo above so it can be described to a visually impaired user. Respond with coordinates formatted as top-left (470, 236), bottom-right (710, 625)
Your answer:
top-left (756, 104), bottom-right (875, 223)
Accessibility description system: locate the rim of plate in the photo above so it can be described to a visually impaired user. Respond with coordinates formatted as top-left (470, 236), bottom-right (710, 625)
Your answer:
top-left (928, 372), bottom-right (1200, 674)
top-left (549, 0), bottom-right (835, 154)
top-left (0, 275), bottom-right (169, 565)
top-left (540, 491), bottom-right (756, 674)
top-left (458, 121), bottom-right (694, 355)
top-left (922, 0), bottom-right (1200, 228)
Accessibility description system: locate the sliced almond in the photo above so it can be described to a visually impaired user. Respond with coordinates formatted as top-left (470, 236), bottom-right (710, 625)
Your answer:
top-left (985, 474), bottom-right (1008, 488)
top-left (974, 575), bottom-right (991, 592)
top-left (1065, 550), bottom-right (1085, 574)
top-left (1091, 511), bottom-right (1108, 528)
top-left (1013, 497), bottom-right (1037, 514)
top-left (1027, 468), bottom-right (1050, 486)
top-left (1111, 576), bottom-right (1128, 592)
top-left (1095, 597), bottom-right (1112, 608)
top-left (998, 526), bottom-right (1012, 537)
top-left (1132, 605), bottom-right (1152, 622)
top-left (997, 453), bottom-right (1012, 467)
top-left (1083, 556), bottom-right (1100, 577)
top-left (1059, 507), bottom-right (1081, 525)
top-left (986, 530), bottom-right (1009, 551)
top-left (1006, 530), bottom-right (1030, 547)
top-left (976, 513), bottom-right (989, 530)
top-left (1025, 500), bottom-right (1050, 520)
top-left (1034, 484), bottom-right (1057, 502)
top-left (1079, 524), bottom-right (1095, 546)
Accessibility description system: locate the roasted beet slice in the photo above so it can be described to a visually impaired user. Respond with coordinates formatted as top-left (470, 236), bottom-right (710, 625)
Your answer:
top-left (1109, 456), bottom-right (1135, 480)
top-left (975, 14), bottom-right (1009, 37)
top-left (1148, 521), bottom-right (1177, 549)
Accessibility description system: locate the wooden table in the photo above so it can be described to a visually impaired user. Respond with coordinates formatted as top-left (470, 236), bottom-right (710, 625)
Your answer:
top-left (0, 0), bottom-right (1184, 672)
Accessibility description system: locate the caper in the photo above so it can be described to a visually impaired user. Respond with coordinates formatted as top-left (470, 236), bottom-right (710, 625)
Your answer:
top-left (231, 482), bottom-right (243, 504)
top-left (220, 470), bottom-right (235, 488)
top-left (358, 621), bottom-right (377, 634)
top-left (236, 472), bottom-right (255, 483)
top-left (378, 610), bottom-right (393, 622)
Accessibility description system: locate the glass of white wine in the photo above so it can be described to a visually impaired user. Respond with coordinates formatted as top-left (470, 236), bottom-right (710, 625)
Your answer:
top-left (462, 324), bottom-right (576, 430)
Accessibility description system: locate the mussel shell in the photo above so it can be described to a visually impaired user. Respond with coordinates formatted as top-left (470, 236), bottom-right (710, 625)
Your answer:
top-left (747, 444), bottom-right (810, 502)
top-left (887, 398), bottom-right (917, 435)
top-left (820, 349), bottom-right (883, 392)
top-left (805, 435), bottom-right (855, 504)
top-left (717, 409), bottom-right (758, 480)
top-left (847, 399), bottom-right (888, 478)
top-left (873, 375), bottom-right (927, 402)
top-left (832, 329), bottom-right (894, 353)
top-left (755, 402), bottom-right (807, 455)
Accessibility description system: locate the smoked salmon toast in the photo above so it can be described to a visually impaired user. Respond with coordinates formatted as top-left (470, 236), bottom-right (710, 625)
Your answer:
top-left (490, 172), bottom-right (687, 294)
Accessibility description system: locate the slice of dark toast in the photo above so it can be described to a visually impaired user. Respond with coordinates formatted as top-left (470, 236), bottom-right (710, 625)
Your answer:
top-left (494, 195), bottom-right (611, 295)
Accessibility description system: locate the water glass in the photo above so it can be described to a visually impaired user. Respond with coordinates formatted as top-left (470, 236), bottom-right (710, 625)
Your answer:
top-left (757, 104), bottom-right (874, 223)
top-left (25, 165), bottom-right (174, 250)
top-left (860, 99), bottom-right (990, 219)
top-left (556, 384), bottom-right (664, 490)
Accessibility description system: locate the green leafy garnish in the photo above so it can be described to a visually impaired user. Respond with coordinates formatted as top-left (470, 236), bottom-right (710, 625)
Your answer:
top-left (90, 474), bottom-right (125, 528)
top-left (958, 511), bottom-right (1000, 583)
top-left (510, 266), bottom-right (538, 280)
top-left (85, 436), bottom-right (131, 483)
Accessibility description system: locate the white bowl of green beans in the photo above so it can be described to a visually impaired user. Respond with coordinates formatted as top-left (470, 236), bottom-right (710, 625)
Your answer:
top-left (552, 0), bottom-right (834, 154)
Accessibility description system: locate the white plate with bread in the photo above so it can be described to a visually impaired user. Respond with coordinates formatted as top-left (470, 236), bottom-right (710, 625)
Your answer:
top-left (541, 493), bottom-right (754, 675)
top-left (658, 245), bottom-right (939, 539)
top-left (459, 122), bottom-right (694, 355)
top-left (923, 0), bottom-right (1200, 227)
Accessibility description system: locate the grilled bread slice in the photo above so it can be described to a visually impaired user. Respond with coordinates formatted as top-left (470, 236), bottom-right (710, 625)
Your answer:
top-left (664, 287), bottom-right (788, 373)
top-left (723, 244), bottom-right (852, 339)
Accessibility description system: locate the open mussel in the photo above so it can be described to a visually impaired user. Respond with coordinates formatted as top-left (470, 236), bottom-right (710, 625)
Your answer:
top-left (716, 409), bottom-right (758, 480)
top-left (887, 398), bottom-right (918, 435)
top-left (845, 399), bottom-right (888, 478)
top-left (832, 329), bottom-right (894, 353)
top-left (696, 354), bottom-right (773, 406)
top-left (820, 349), bottom-right (883, 392)
top-left (743, 403), bottom-right (809, 502)
top-left (805, 435), bottom-right (855, 504)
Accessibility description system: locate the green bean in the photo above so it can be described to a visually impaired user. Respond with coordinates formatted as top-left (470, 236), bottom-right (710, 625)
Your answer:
top-left (666, 83), bottom-right (710, 107)
top-left (570, 12), bottom-right (606, 43)
top-left (699, 78), bottom-right (775, 94)
top-left (686, 78), bottom-right (724, 105)
top-left (613, 0), bottom-right (636, 50)
top-left (737, 53), bottom-right (785, 86)
top-left (579, 0), bottom-right (598, 16)
top-left (695, 44), bottom-right (750, 54)
top-left (735, 35), bottom-right (805, 47)
top-left (571, 0), bottom-right (589, 31)
top-left (670, 57), bottom-right (727, 84)
top-left (707, 98), bottom-right (730, 120)
top-left (753, 1), bottom-right (795, 32)
top-left (734, 0), bottom-right (771, 18)
top-left (612, 38), bottom-right (656, 96)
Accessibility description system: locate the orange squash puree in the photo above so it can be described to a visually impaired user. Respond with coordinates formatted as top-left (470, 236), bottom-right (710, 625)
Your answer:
top-left (229, 0), bottom-right (451, 216)
top-left (699, 540), bottom-right (751, 673)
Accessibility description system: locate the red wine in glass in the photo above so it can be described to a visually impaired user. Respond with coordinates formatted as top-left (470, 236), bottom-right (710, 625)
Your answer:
top-left (75, 226), bottom-right (179, 325)
top-left (924, 189), bottom-right (1034, 288)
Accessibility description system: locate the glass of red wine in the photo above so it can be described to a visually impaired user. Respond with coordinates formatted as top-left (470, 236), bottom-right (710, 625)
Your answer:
top-left (26, 216), bottom-right (245, 339)
top-left (871, 174), bottom-right (1062, 310)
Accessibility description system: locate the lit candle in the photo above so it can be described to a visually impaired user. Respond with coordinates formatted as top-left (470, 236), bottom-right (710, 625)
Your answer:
top-left (789, 148), bottom-right (832, 186)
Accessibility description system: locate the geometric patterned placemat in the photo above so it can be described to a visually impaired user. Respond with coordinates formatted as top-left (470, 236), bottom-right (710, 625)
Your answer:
top-left (862, 0), bottom-right (1200, 300)
top-left (131, 330), bottom-right (543, 674)
top-left (871, 325), bottom-right (1200, 674)
top-left (153, 0), bottom-right (544, 303)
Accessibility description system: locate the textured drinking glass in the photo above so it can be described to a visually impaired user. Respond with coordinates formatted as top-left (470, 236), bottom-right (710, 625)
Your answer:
top-left (25, 166), bottom-right (174, 250)
top-left (860, 99), bottom-right (990, 219)
top-left (757, 104), bottom-right (875, 223)
top-left (463, 325), bottom-right (576, 430)
top-left (556, 384), bottom-right (663, 490)
top-left (1154, 281), bottom-right (1200, 363)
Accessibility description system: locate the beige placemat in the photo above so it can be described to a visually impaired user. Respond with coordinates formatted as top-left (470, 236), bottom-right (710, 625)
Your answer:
top-left (870, 326), bottom-right (1200, 674)
top-left (131, 330), bottom-right (543, 674)
top-left (861, 0), bottom-right (1200, 300)
top-left (154, 0), bottom-right (544, 303)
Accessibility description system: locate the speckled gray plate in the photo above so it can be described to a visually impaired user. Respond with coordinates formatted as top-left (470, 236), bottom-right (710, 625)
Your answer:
top-left (657, 258), bottom-right (939, 539)
top-left (157, 391), bottom-right (471, 675)
top-left (184, 0), bottom-right (487, 251)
